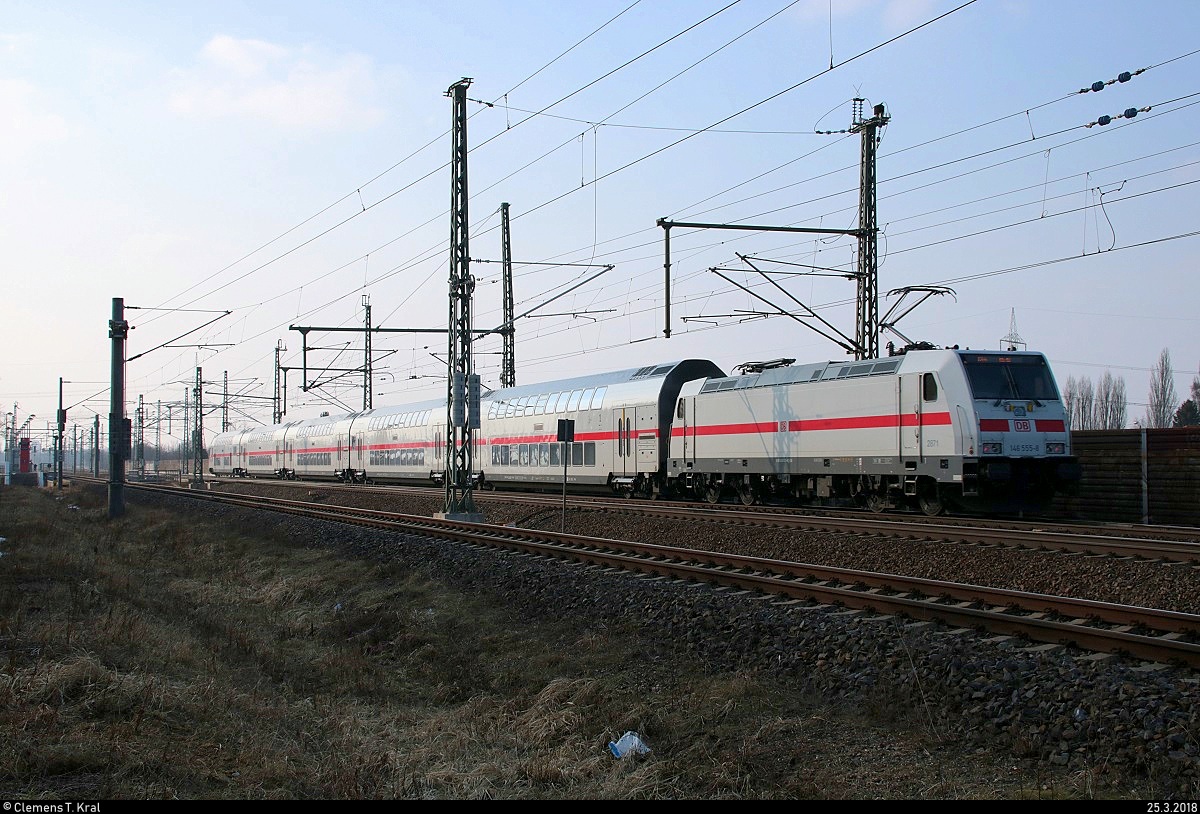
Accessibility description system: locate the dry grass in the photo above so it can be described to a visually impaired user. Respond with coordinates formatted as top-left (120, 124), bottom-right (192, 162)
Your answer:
top-left (0, 484), bottom-right (1122, 799)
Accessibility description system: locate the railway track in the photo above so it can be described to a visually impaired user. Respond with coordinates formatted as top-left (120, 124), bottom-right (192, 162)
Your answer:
top-left (196, 476), bottom-right (1200, 563)
top-left (116, 479), bottom-right (1200, 669)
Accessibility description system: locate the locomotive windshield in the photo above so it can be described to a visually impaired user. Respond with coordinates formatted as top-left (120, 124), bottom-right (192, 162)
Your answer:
top-left (959, 353), bottom-right (1059, 401)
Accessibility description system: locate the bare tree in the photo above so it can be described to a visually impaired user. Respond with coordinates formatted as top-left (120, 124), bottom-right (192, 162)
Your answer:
top-left (1096, 371), bottom-right (1127, 429)
top-left (1077, 376), bottom-right (1097, 429)
top-left (1145, 348), bottom-right (1178, 428)
top-left (1063, 375), bottom-right (1079, 429)
top-left (1064, 372), bottom-right (1127, 429)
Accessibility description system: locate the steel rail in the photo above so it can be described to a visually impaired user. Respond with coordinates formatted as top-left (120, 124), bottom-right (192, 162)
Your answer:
top-left (120, 481), bottom-right (1200, 668)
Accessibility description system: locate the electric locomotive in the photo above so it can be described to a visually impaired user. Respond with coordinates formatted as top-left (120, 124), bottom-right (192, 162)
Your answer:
top-left (667, 348), bottom-right (1079, 514)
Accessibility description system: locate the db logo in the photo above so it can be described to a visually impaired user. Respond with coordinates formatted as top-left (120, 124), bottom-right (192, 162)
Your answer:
top-left (1014, 420), bottom-right (1031, 432)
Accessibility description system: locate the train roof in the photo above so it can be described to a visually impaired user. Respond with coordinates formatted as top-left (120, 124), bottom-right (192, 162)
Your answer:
top-left (356, 397), bottom-right (444, 417)
top-left (484, 359), bottom-right (723, 401)
top-left (701, 355), bottom-right (904, 394)
top-left (701, 348), bottom-right (1049, 394)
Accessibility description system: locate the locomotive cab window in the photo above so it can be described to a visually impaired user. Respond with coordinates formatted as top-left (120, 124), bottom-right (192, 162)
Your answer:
top-left (923, 373), bottom-right (938, 402)
top-left (960, 353), bottom-right (1058, 401)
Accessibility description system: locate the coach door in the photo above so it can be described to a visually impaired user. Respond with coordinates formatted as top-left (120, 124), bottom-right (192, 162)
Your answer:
top-left (676, 396), bottom-right (696, 469)
top-left (635, 405), bottom-right (657, 473)
top-left (900, 374), bottom-right (923, 462)
top-left (612, 408), bottom-right (633, 476)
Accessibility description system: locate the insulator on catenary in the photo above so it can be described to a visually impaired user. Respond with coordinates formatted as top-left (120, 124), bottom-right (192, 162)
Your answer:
top-left (1083, 106), bottom-right (1150, 128)
top-left (1077, 67), bottom-right (1146, 94)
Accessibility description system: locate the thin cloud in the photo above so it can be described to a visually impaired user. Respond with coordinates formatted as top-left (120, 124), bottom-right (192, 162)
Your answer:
top-left (792, 0), bottom-right (943, 29)
top-left (882, 0), bottom-right (941, 30)
top-left (168, 34), bottom-right (385, 131)
top-left (0, 78), bottom-right (69, 159)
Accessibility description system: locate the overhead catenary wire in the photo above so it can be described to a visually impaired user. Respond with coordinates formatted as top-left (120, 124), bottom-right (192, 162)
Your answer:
top-left (140, 3), bottom-right (647, 327)
top-left (171, 0), bottom-right (962, 374)
top-left (152, 0), bottom-right (1190, 396)
top-left (131, 20), bottom-right (1200, 420)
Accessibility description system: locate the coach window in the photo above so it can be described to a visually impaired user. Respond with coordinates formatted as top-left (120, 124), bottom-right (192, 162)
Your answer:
top-left (550, 444), bottom-right (560, 466)
top-left (536, 394), bottom-right (549, 415)
top-left (584, 442), bottom-right (596, 466)
top-left (519, 444), bottom-right (530, 466)
top-left (571, 442), bottom-right (584, 466)
top-left (580, 388), bottom-right (595, 411)
top-left (539, 443), bottom-right (549, 466)
top-left (923, 373), bottom-right (938, 402)
top-left (590, 386), bottom-right (607, 410)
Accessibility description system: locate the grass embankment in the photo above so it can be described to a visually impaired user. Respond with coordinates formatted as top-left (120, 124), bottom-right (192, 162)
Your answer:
top-left (0, 484), bottom-right (1078, 799)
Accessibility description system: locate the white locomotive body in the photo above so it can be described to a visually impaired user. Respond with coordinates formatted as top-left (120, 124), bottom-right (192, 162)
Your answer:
top-left (668, 349), bottom-right (1078, 513)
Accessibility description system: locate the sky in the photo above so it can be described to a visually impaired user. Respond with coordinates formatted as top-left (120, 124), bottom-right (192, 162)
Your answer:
top-left (3, 0), bottom-right (1199, 452)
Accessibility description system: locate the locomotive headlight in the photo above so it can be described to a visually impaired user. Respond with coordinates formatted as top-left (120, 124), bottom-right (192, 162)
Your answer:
top-left (981, 442), bottom-right (1003, 455)
top-left (1045, 442), bottom-right (1066, 454)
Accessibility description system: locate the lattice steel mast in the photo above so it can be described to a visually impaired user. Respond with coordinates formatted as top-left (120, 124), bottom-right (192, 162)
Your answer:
top-left (851, 100), bottom-right (889, 360)
top-left (441, 78), bottom-right (481, 519)
top-left (192, 366), bottom-right (204, 484)
top-left (500, 201), bottom-right (516, 389)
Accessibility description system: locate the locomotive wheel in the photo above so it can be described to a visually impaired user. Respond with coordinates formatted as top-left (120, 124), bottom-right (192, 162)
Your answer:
top-left (704, 483), bottom-right (722, 504)
top-left (865, 493), bottom-right (887, 513)
top-left (918, 491), bottom-right (944, 516)
top-left (737, 483), bottom-right (756, 506)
